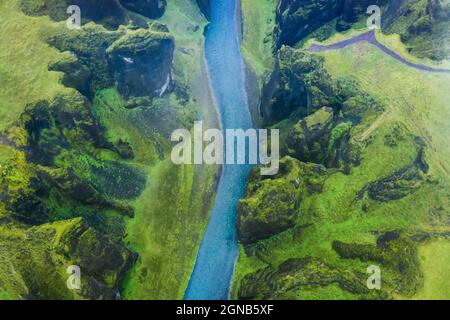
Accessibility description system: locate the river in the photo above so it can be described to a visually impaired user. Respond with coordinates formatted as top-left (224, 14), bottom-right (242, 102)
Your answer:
top-left (184, 0), bottom-right (253, 300)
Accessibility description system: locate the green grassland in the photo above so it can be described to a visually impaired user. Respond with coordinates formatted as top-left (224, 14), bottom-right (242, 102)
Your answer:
top-left (0, 1), bottom-right (70, 132)
top-left (240, 0), bottom-right (278, 77)
top-left (412, 239), bottom-right (450, 299)
top-left (240, 0), bottom-right (278, 126)
top-left (0, 0), bottom-right (219, 299)
top-left (120, 0), bottom-right (219, 299)
top-left (232, 29), bottom-right (450, 299)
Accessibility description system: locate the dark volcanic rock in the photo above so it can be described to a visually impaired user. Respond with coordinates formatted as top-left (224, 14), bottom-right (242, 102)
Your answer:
top-left (237, 157), bottom-right (326, 244)
top-left (119, 0), bottom-right (167, 19)
top-left (275, 0), bottom-right (388, 47)
top-left (107, 28), bottom-right (174, 98)
top-left (196, 0), bottom-right (211, 20)
top-left (261, 47), bottom-right (335, 122)
top-left (275, 0), bottom-right (345, 48)
top-left (49, 55), bottom-right (92, 96)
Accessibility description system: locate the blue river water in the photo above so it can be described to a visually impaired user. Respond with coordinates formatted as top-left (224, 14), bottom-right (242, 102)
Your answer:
top-left (184, 0), bottom-right (253, 300)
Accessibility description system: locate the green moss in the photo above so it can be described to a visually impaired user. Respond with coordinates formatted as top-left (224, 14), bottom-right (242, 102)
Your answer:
top-left (117, 0), bottom-right (219, 299)
top-left (107, 27), bottom-right (173, 53)
top-left (234, 17), bottom-right (450, 299)
top-left (0, 218), bottom-right (133, 299)
top-left (0, 291), bottom-right (16, 300)
top-left (329, 122), bottom-right (352, 150)
top-left (47, 24), bottom-right (123, 92)
top-left (237, 257), bottom-right (385, 300)
top-left (241, 0), bottom-right (278, 76)
top-left (122, 160), bottom-right (217, 299)
top-left (238, 157), bottom-right (327, 244)
top-left (333, 232), bottom-right (423, 296)
top-left (0, 0), bottom-right (70, 132)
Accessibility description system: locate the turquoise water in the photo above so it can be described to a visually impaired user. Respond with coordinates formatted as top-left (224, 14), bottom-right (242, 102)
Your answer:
top-left (184, 0), bottom-right (253, 300)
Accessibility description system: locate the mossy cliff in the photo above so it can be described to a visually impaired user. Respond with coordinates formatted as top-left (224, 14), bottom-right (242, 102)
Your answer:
top-left (119, 0), bottom-right (167, 19)
top-left (0, 218), bottom-right (134, 299)
top-left (275, 0), bottom-right (450, 60)
top-left (238, 157), bottom-right (326, 244)
top-left (233, 0), bottom-right (450, 300)
top-left (0, 0), bottom-right (218, 299)
top-left (107, 27), bottom-right (175, 98)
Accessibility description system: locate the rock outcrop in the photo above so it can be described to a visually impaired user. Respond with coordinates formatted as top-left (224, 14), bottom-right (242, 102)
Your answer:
top-left (0, 218), bottom-right (134, 299)
top-left (275, 0), bottom-right (345, 47)
top-left (238, 257), bottom-right (380, 300)
top-left (275, 0), bottom-right (449, 60)
top-left (275, 0), bottom-right (391, 47)
top-left (237, 157), bottom-right (326, 244)
top-left (195, 0), bottom-right (211, 20)
top-left (383, 0), bottom-right (450, 60)
top-left (333, 232), bottom-right (423, 296)
top-left (261, 47), bottom-right (335, 122)
top-left (48, 23), bottom-right (174, 99)
top-left (119, 0), bottom-right (167, 19)
top-left (107, 27), bottom-right (174, 98)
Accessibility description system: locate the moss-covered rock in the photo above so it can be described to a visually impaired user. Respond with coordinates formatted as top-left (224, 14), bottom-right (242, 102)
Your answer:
top-left (237, 157), bottom-right (326, 244)
top-left (285, 107), bottom-right (334, 162)
top-left (0, 217), bottom-right (134, 299)
top-left (275, 0), bottom-right (392, 48)
top-left (47, 24), bottom-right (123, 95)
top-left (238, 257), bottom-right (383, 300)
top-left (49, 54), bottom-right (92, 96)
top-left (281, 78), bottom-right (380, 172)
top-left (47, 22), bottom-right (174, 99)
top-left (275, 0), bottom-right (449, 60)
top-left (119, 0), bottom-right (166, 19)
top-left (333, 231), bottom-right (423, 296)
top-left (36, 166), bottom-right (104, 206)
top-left (358, 145), bottom-right (429, 202)
top-left (383, 0), bottom-right (450, 60)
top-left (107, 27), bottom-right (174, 98)
top-left (261, 47), bottom-right (336, 122)
top-left (275, 0), bottom-right (345, 48)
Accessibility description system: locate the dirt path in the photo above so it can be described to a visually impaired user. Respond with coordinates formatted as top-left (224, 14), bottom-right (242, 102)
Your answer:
top-left (309, 30), bottom-right (450, 74)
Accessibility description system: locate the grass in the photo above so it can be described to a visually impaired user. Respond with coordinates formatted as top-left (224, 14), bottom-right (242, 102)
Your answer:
top-left (0, 0), bottom-right (219, 299)
top-left (411, 239), bottom-right (450, 300)
top-left (120, 0), bottom-right (220, 299)
top-left (240, 0), bottom-right (278, 77)
top-left (122, 160), bottom-right (217, 299)
top-left (0, 0), bottom-right (70, 132)
top-left (315, 30), bottom-right (450, 179)
top-left (232, 28), bottom-right (450, 299)
top-left (93, 86), bottom-right (218, 300)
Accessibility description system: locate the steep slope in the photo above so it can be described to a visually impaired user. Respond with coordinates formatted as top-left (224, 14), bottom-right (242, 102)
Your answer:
top-left (275, 0), bottom-right (450, 60)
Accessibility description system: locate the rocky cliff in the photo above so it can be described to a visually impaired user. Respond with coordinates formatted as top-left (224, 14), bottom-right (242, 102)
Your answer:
top-left (275, 0), bottom-right (449, 60)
